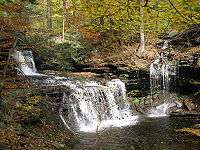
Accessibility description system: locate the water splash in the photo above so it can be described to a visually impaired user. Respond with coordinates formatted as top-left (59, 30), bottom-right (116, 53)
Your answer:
top-left (148, 102), bottom-right (182, 117)
top-left (66, 79), bottom-right (137, 132)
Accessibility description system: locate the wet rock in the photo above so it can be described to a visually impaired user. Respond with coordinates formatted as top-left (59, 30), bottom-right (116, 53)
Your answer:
top-left (119, 74), bottom-right (129, 78)
top-left (82, 67), bottom-right (111, 73)
top-left (168, 107), bottom-right (183, 114)
top-left (117, 67), bottom-right (130, 74)
top-left (103, 63), bottom-right (118, 70)
top-left (193, 124), bottom-right (200, 129)
top-left (170, 111), bottom-right (200, 117)
top-left (184, 100), bottom-right (196, 111)
top-left (52, 142), bottom-right (65, 149)
top-left (167, 100), bottom-right (198, 115)
top-left (127, 90), bottom-right (142, 97)
top-left (73, 63), bottom-right (90, 71)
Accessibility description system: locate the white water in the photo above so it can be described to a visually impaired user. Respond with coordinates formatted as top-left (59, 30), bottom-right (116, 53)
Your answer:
top-left (148, 103), bottom-right (171, 117)
top-left (14, 50), bottom-right (138, 132)
top-left (13, 51), bottom-right (42, 76)
top-left (66, 79), bottom-right (137, 132)
top-left (149, 54), bottom-right (177, 117)
top-left (150, 57), bottom-right (176, 93)
top-left (161, 40), bottom-right (169, 50)
top-left (148, 102), bottom-right (182, 117)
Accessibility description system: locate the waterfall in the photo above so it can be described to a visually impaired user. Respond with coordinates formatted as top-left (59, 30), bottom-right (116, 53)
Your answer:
top-left (150, 39), bottom-right (176, 93)
top-left (13, 50), bottom-right (41, 76)
top-left (64, 79), bottom-right (137, 132)
top-left (14, 50), bottom-right (138, 132)
top-left (150, 56), bottom-right (176, 94)
top-left (149, 53), bottom-right (177, 117)
top-left (148, 103), bottom-right (172, 117)
top-left (107, 79), bottom-right (128, 109)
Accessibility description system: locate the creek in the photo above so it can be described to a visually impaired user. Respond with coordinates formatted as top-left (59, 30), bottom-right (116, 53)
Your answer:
top-left (13, 50), bottom-right (200, 149)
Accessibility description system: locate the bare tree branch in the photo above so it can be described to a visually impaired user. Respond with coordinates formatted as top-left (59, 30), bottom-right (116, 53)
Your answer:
top-left (168, 0), bottom-right (196, 23)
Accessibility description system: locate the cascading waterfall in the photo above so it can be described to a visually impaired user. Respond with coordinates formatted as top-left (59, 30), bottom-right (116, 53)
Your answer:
top-left (149, 52), bottom-right (177, 117)
top-left (150, 38), bottom-right (175, 92)
top-left (107, 79), bottom-right (128, 109)
top-left (148, 102), bottom-right (173, 117)
top-left (150, 55), bottom-right (176, 94)
top-left (14, 50), bottom-right (138, 132)
top-left (64, 79), bottom-right (137, 132)
top-left (13, 50), bottom-right (41, 76)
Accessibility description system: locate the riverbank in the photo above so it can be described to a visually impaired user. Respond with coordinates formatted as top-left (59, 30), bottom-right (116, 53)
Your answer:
top-left (83, 44), bottom-right (200, 71)
top-left (0, 76), bottom-right (78, 149)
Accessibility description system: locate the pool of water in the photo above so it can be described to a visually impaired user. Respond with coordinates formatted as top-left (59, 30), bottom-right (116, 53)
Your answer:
top-left (74, 116), bottom-right (200, 150)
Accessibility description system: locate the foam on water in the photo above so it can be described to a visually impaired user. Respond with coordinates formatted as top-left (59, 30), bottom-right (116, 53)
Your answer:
top-left (148, 102), bottom-right (181, 118)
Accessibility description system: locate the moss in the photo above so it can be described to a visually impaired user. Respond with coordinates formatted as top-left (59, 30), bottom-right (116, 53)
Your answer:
top-left (197, 58), bottom-right (200, 67)
top-left (189, 80), bottom-right (200, 85)
top-left (131, 98), bottom-right (141, 104)
top-left (0, 82), bottom-right (78, 149)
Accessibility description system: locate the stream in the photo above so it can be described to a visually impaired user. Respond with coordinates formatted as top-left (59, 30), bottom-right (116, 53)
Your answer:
top-left (13, 50), bottom-right (200, 150)
top-left (75, 116), bottom-right (200, 150)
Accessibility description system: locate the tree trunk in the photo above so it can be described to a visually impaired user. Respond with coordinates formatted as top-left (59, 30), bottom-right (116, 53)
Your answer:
top-left (46, 0), bottom-right (52, 29)
top-left (138, 0), bottom-right (145, 56)
top-left (62, 0), bottom-right (68, 41)
top-left (71, 0), bottom-right (76, 17)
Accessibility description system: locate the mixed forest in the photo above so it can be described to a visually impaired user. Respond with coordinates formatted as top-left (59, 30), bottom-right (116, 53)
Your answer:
top-left (0, 0), bottom-right (200, 149)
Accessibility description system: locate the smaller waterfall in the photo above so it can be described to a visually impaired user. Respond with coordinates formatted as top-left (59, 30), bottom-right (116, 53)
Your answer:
top-left (149, 53), bottom-right (178, 117)
top-left (150, 55), bottom-right (176, 94)
top-left (13, 51), bottom-right (41, 76)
